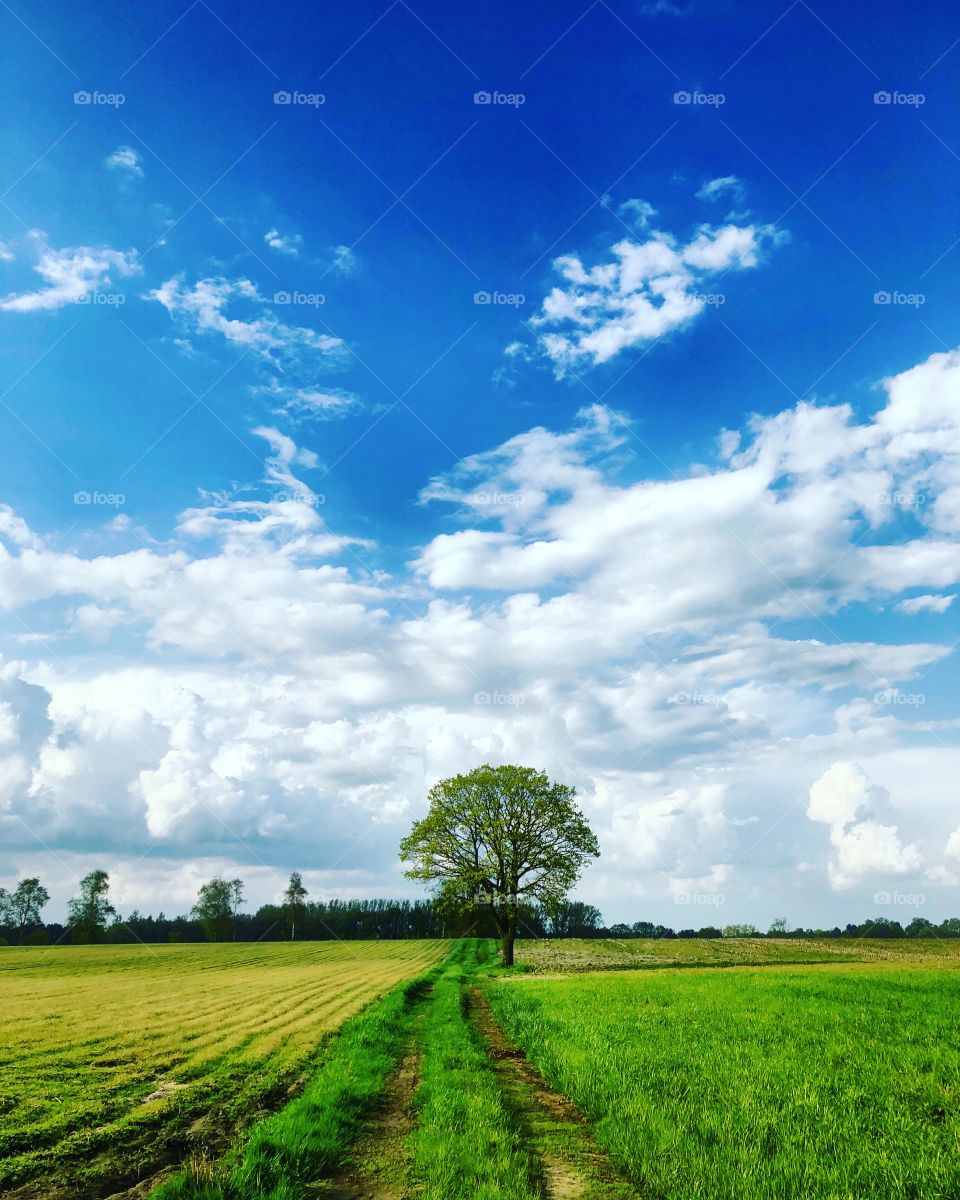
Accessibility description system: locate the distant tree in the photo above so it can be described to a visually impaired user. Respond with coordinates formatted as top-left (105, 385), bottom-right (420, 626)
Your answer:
top-left (547, 900), bottom-right (602, 938)
top-left (192, 879), bottom-right (241, 942)
top-left (768, 917), bottom-right (788, 936)
top-left (723, 923), bottom-right (759, 938)
top-left (608, 922), bottom-right (633, 937)
top-left (400, 764), bottom-right (599, 965)
top-left (282, 872), bottom-right (308, 940)
top-left (68, 870), bottom-right (115, 943)
top-left (905, 916), bottom-right (936, 938)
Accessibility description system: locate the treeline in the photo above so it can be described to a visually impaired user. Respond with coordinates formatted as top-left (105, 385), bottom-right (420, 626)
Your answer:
top-left (2, 871), bottom-right (959, 946)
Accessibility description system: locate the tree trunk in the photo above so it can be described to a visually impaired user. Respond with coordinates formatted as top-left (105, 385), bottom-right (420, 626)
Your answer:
top-left (500, 907), bottom-right (517, 965)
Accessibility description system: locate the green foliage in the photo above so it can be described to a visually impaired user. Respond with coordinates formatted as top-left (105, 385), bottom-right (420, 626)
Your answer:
top-left (67, 869), bottom-right (114, 943)
top-left (191, 878), bottom-right (243, 942)
top-left (281, 871), bottom-right (308, 940)
top-left (400, 764), bottom-right (599, 963)
top-left (489, 965), bottom-right (960, 1200)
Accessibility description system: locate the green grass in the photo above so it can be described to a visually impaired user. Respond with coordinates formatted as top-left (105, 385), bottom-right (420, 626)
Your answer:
top-left (411, 939), bottom-right (539, 1200)
top-left (516, 935), bottom-right (960, 973)
top-left (0, 939), bottom-right (448, 1197)
top-left (488, 963), bottom-right (960, 1199)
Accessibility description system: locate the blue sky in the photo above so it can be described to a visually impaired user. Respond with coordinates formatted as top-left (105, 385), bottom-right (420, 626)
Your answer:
top-left (2, 0), bottom-right (959, 928)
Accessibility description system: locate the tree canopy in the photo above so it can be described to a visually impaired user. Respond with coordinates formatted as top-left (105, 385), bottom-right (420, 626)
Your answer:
top-left (400, 763), bottom-right (599, 964)
top-left (67, 870), bottom-right (115, 943)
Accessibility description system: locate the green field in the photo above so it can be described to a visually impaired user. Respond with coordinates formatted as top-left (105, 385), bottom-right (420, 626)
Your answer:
top-left (4, 937), bottom-right (960, 1199)
top-left (0, 940), bottom-right (448, 1198)
top-left (489, 960), bottom-right (960, 1199)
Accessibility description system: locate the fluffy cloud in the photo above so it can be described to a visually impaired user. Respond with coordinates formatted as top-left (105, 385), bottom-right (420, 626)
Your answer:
top-left (530, 221), bottom-right (784, 373)
top-left (2, 345), bottom-right (960, 920)
top-left (0, 236), bottom-right (140, 312)
top-left (146, 275), bottom-right (343, 364)
top-left (105, 145), bottom-right (144, 179)
top-left (264, 228), bottom-right (303, 256)
top-left (807, 762), bottom-right (921, 889)
top-left (896, 594), bottom-right (955, 615)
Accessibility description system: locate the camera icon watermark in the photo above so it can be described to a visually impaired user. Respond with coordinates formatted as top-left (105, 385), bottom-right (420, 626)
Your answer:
top-left (74, 90), bottom-right (125, 107)
top-left (873, 688), bottom-right (926, 708)
top-left (669, 691), bottom-right (723, 706)
top-left (873, 890), bottom-right (925, 906)
top-left (469, 490), bottom-right (526, 508)
top-left (474, 890), bottom-right (518, 906)
top-left (274, 90), bottom-right (325, 107)
top-left (473, 90), bottom-right (525, 107)
top-left (673, 90), bottom-right (725, 107)
top-left (474, 690), bottom-right (525, 707)
top-left (873, 90), bottom-right (925, 107)
top-left (675, 891), bottom-right (726, 907)
top-left (474, 290), bottom-right (525, 307)
top-left (273, 291), bottom-right (325, 307)
top-left (873, 290), bottom-right (925, 307)
top-left (77, 292), bottom-right (125, 307)
top-left (74, 490), bottom-right (126, 508)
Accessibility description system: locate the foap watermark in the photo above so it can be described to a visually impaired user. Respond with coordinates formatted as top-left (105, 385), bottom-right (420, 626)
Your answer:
top-left (876, 490), bottom-right (927, 508)
top-left (473, 90), bottom-right (525, 107)
top-left (669, 691), bottom-right (723, 706)
top-left (693, 292), bottom-right (725, 307)
top-left (474, 690), bottom-right (525, 707)
top-left (874, 290), bottom-right (925, 307)
top-left (274, 491), bottom-right (325, 507)
top-left (873, 689), bottom-right (926, 708)
top-left (874, 890), bottom-right (925, 907)
top-left (274, 291), bottom-right (325, 307)
top-left (873, 90), bottom-right (925, 107)
top-left (74, 90), bottom-right (125, 107)
top-left (77, 291), bottom-right (125, 307)
top-left (474, 290), bottom-right (525, 307)
top-left (674, 89), bottom-right (725, 107)
top-left (470, 490), bottom-right (526, 508)
top-left (274, 90), bottom-right (325, 107)
top-left (474, 890), bottom-right (518, 906)
top-left (74, 490), bottom-right (125, 508)
top-left (674, 891), bottom-right (726, 908)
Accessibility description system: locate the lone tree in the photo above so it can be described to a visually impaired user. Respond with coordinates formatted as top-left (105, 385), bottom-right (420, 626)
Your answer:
top-left (7, 878), bottom-right (50, 943)
top-left (68, 870), bottom-right (115, 943)
top-left (400, 764), bottom-right (599, 965)
top-left (283, 871), bottom-right (308, 940)
top-left (192, 878), bottom-right (243, 942)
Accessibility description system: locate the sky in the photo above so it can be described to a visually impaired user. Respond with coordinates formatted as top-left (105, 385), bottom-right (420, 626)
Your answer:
top-left (1, 0), bottom-right (959, 929)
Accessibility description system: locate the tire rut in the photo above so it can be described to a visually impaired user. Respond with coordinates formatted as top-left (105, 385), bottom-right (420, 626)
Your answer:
top-left (466, 988), bottom-right (642, 1200)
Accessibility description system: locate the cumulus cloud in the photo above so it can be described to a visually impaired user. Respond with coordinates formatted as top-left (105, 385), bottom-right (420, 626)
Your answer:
top-left (330, 245), bottom-right (358, 275)
top-left (2, 344), bottom-right (960, 919)
top-left (0, 236), bottom-right (140, 312)
top-left (105, 145), bottom-right (143, 179)
top-left (807, 763), bottom-right (921, 889)
top-left (616, 198), bottom-right (657, 230)
top-left (530, 221), bottom-right (784, 373)
top-left (264, 228), bottom-right (303, 256)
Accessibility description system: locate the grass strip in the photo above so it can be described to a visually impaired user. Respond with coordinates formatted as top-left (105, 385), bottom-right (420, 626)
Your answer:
top-left (154, 944), bottom-right (464, 1200)
top-left (409, 939), bottom-right (540, 1200)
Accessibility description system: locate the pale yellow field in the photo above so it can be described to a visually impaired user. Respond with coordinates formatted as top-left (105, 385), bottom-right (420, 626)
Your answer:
top-left (1, 939), bottom-right (449, 1197)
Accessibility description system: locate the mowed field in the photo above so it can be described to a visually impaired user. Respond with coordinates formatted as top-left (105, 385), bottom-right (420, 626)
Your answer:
top-left (0, 939), bottom-right (448, 1198)
top-left (490, 951), bottom-right (960, 1199)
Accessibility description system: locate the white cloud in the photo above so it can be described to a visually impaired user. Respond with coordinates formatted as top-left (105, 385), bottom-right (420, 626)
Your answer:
top-left (0, 242), bottom-right (13, 263)
top-left (330, 245), bottom-right (358, 275)
top-left (0, 236), bottom-right (140, 312)
top-left (807, 763), bottom-right (922, 889)
top-left (616, 198), bottom-right (657, 230)
top-left (146, 274), bottom-right (344, 365)
top-left (896, 593), bottom-right (955, 615)
top-left (696, 175), bottom-right (744, 203)
top-left (264, 228), bottom-right (303, 256)
top-left (105, 145), bottom-right (143, 179)
top-left (530, 221), bottom-right (783, 373)
top-left (3, 345), bottom-right (960, 920)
